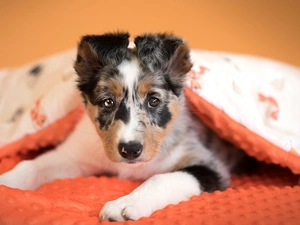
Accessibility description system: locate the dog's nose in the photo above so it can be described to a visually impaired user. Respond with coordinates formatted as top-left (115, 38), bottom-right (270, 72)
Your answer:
top-left (118, 142), bottom-right (143, 160)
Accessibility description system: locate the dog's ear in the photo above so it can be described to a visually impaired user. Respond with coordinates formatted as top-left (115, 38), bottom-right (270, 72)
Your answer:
top-left (134, 33), bottom-right (192, 96)
top-left (134, 33), bottom-right (183, 72)
top-left (79, 32), bottom-right (130, 67)
top-left (74, 32), bottom-right (130, 93)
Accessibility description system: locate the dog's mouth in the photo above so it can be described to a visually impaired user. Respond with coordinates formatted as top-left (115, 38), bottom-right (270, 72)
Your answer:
top-left (119, 160), bottom-right (146, 167)
top-left (117, 154), bottom-right (150, 165)
top-left (126, 160), bottom-right (139, 164)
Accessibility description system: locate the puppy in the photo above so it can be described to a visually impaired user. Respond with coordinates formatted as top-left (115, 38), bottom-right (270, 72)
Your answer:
top-left (0, 32), bottom-right (251, 221)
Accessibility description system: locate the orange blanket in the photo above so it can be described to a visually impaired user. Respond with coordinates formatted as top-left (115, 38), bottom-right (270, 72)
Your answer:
top-left (0, 163), bottom-right (299, 224)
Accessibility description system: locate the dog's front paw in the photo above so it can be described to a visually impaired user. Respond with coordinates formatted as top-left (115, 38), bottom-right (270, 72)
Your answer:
top-left (100, 195), bottom-right (152, 222)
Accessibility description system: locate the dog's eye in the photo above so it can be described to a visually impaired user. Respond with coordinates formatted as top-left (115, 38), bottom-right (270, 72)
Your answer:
top-left (102, 98), bottom-right (114, 108)
top-left (148, 97), bottom-right (160, 108)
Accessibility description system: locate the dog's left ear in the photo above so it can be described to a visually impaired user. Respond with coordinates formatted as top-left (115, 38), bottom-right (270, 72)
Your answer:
top-left (134, 33), bottom-right (192, 96)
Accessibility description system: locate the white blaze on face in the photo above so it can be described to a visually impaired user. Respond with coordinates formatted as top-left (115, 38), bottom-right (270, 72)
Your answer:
top-left (116, 57), bottom-right (142, 143)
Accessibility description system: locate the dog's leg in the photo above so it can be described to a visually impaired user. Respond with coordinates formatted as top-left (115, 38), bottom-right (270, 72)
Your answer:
top-left (0, 149), bottom-right (85, 190)
top-left (100, 168), bottom-right (214, 221)
top-left (0, 114), bottom-right (104, 190)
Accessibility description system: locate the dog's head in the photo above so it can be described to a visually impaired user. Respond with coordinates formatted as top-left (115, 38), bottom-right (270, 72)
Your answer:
top-left (74, 32), bottom-right (192, 164)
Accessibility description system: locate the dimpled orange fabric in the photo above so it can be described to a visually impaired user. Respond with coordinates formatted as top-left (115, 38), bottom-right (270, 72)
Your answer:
top-left (0, 166), bottom-right (299, 225)
top-left (0, 89), bottom-right (300, 225)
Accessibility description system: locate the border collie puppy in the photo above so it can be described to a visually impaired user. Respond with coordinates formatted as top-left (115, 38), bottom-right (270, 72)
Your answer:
top-left (0, 32), bottom-right (250, 221)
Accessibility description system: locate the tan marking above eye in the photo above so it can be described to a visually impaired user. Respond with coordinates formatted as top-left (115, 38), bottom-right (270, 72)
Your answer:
top-left (137, 77), bottom-right (153, 98)
top-left (98, 78), bottom-right (123, 99)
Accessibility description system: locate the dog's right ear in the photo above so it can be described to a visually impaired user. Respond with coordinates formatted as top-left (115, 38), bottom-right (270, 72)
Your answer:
top-left (74, 32), bottom-right (130, 93)
top-left (134, 33), bottom-right (192, 96)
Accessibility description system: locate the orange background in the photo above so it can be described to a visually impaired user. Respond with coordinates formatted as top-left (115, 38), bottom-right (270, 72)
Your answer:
top-left (0, 0), bottom-right (299, 68)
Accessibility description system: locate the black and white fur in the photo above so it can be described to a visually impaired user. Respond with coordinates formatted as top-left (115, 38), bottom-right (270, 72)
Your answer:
top-left (0, 32), bottom-right (251, 222)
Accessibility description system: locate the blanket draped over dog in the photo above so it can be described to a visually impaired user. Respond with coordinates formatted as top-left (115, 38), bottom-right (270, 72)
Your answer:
top-left (0, 49), bottom-right (299, 224)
